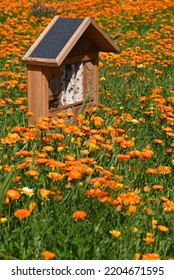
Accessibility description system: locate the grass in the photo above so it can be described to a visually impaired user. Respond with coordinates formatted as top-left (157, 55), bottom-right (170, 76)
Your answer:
top-left (0, 0), bottom-right (174, 260)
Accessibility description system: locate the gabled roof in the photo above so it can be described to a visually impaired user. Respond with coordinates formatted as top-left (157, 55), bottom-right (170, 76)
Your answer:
top-left (22, 16), bottom-right (119, 67)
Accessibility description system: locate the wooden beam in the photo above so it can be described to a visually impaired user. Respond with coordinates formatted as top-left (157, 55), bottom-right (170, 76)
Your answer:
top-left (62, 52), bottom-right (98, 66)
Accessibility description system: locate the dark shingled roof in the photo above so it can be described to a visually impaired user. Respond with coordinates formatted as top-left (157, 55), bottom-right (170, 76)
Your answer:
top-left (30, 18), bottom-right (84, 59)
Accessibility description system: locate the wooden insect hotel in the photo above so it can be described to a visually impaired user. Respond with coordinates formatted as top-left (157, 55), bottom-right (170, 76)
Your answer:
top-left (22, 16), bottom-right (119, 125)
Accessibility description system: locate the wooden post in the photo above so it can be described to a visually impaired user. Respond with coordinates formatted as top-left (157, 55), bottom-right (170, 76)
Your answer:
top-left (93, 56), bottom-right (99, 104)
top-left (27, 65), bottom-right (48, 125)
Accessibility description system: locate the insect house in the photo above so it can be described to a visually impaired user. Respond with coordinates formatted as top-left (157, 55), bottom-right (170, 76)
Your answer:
top-left (22, 16), bottom-right (119, 125)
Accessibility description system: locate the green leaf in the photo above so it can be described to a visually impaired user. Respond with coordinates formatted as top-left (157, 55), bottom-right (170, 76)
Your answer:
top-left (45, 226), bottom-right (55, 234)
top-left (71, 238), bottom-right (82, 246)
top-left (0, 165), bottom-right (16, 213)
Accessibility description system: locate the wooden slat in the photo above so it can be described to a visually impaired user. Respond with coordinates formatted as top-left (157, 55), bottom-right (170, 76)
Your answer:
top-left (49, 100), bottom-right (87, 112)
top-left (62, 52), bottom-right (98, 66)
top-left (22, 57), bottom-right (58, 67)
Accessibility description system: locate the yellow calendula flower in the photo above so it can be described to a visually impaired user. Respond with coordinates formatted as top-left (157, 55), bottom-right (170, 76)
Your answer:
top-left (133, 227), bottom-right (138, 233)
top-left (88, 143), bottom-right (99, 152)
top-left (109, 230), bottom-right (121, 238)
top-left (110, 166), bottom-right (115, 172)
top-left (28, 202), bottom-right (37, 213)
top-left (81, 150), bottom-right (88, 156)
top-left (152, 219), bottom-right (158, 229)
top-left (100, 77), bottom-right (106, 81)
top-left (57, 146), bottom-right (64, 152)
top-left (0, 217), bottom-right (7, 224)
top-left (71, 137), bottom-right (75, 144)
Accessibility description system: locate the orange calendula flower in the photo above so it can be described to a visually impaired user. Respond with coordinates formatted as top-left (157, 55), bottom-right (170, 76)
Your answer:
top-left (68, 169), bottom-right (81, 180)
top-left (16, 163), bottom-right (30, 170)
top-left (91, 116), bottom-right (104, 127)
top-left (144, 185), bottom-right (151, 192)
top-left (42, 146), bottom-right (54, 152)
top-left (109, 230), bottom-right (121, 238)
top-left (162, 199), bottom-right (174, 212)
top-left (26, 111), bottom-right (34, 117)
top-left (52, 133), bottom-right (64, 140)
top-left (14, 208), bottom-right (31, 219)
top-left (116, 154), bottom-right (130, 161)
top-left (99, 196), bottom-right (113, 203)
top-left (117, 192), bottom-right (140, 205)
top-left (35, 158), bottom-right (49, 165)
top-left (53, 191), bottom-right (62, 200)
top-left (154, 139), bottom-right (164, 145)
top-left (6, 189), bottom-right (20, 200)
top-left (157, 165), bottom-right (171, 174)
top-left (134, 253), bottom-right (141, 260)
top-left (146, 168), bottom-right (157, 174)
top-left (143, 235), bottom-right (154, 245)
top-left (142, 253), bottom-right (160, 260)
top-left (72, 210), bottom-right (87, 221)
top-left (127, 205), bottom-right (136, 215)
top-left (47, 172), bottom-right (64, 181)
top-left (140, 148), bottom-right (154, 161)
top-left (120, 140), bottom-right (134, 149)
top-left (13, 175), bottom-right (22, 183)
top-left (39, 188), bottom-right (51, 199)
top-left (26, 170), bottom-right (38, 177)
top-left (46, 159), bottom-right (65, 170)
top-left (114, 136), bottom-right (124, 144)
top-left (15, 150), bottom-right (32, 157)
top-left (65, 155), bottom-right (76, 161)
top-left (157, 225), bottom-right (169, 232)
top-left (37, 121), bottom-right (49, 131)
top-left (1, 133), bottom-right (20, 146)
top-left (41, 251), bottom-right (55, 260)
top-left (152, 185), bottom-right (163, 190)
top-left (85, 188), bottom-right (108, 198)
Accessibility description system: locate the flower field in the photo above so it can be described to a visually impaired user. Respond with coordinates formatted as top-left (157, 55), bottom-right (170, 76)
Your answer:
top-left (0, 0), bottom-right (174, 260)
